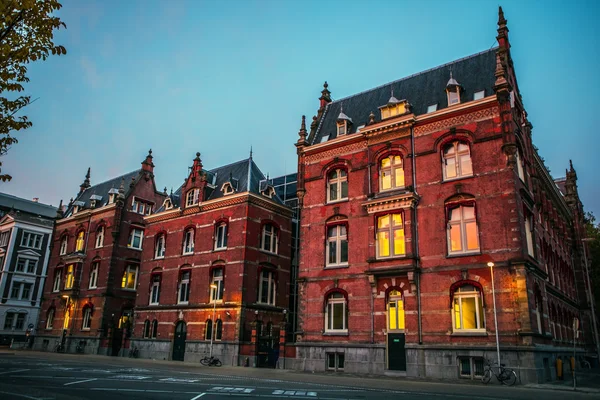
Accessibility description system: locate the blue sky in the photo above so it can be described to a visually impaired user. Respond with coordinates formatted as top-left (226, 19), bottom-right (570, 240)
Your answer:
top-left (2, 0), bottom-right (599, 216)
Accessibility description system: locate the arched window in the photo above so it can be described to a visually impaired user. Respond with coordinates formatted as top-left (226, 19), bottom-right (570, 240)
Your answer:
top-left (452, 284), bottom-right (485, 332)
top-left (205, 319), bottom-right (213, 340)
top-left (75, 231), bottom-right (85, 252)
top-left (64, 264), bottom-right (75, 289)
top-left (52, 267), bottom-right (62, 292)
top-left (82, 305), bottom-right (92, 330)
top-left (387, 289), bottom-right (405, 330)
top-left (59, 236), bottom-right (68, 255)
top-left (178, 269), bottom-right (191, 304)
top-left (258, 269), bottom-right (276, 305)
top-left (325, 291), bottom-right (347, 333)
top-left (260, 224), bottom-right (278, 254)
top-left (151, 319), bottom-right (158, 338)
top-left (46, 308), bottom-right (55, 329)
top-left (379, 155), bottom-right (405, 191)
top-left (183, 228), bottom-right (194, 254)
top-left (155, 234), bottom-right (166, 259)
top-left (214, 222), bottom-right (228, 250)
top-left (326, 224), bottom-right (348, 267)
top-left (215, 319), bottom-right (223, 341)
top-left (210, 267), bottom-right (224, 302)
top-left (121, 264), bottom-right (138, 290)
top-left (447, 203), bottom-right (479, 254)
top-left (150, 273), bottom-right (161, 305)
top-left (515, 146), bottom-right (526, 182)
top-left (376, 213), bottom-right (405, 258)
top-left (143, 320), bottom-right (150, 338)
top-left (186, 189), bottom-right (199, 207)
top-left (89, 261), bottom-right (99, 289)
top-left (95, 226), bottom-right (104, 248)
top-left (327, 168), bottom-right (348, 203)
top-left (442, 141), bottom-right (472, 180)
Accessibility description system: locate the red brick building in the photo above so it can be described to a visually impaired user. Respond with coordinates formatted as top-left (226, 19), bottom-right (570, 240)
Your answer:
top-left (34, 150), bottom-right (167, 355)
top-left (132, 152), bottom-right (293, 366)
top-left (292, 8), bottom-right (597, 383)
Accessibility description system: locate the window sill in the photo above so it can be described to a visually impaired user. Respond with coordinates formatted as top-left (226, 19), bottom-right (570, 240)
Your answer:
top-left (373, 255), bottom-right (407, 262)
top-left (128, 247), bottom-right (143, 252)
top-left (88, 286), bottom-right (97, 290)
top-left (121, 288), bottom-right (137, 292)
top-left (323, 331), bottom-right (349, 336)
top-left (177, 301), bottom-right (189, 305)
top-left (451, 331), bottom-right (487, 337)
top-left (149, 303), bottom-right (159, 306)
top-left (326, 199), bottom-right (349, 205)
top-left (442, 175), bottom-right (474, 184)
top-left (154, 256), bottom-right (165, 260)
top-left (214, 247), bottom-right (227, 252)
top-left (324, 264), bottom-right (349, 270)
top-left (210, 300), bottom-right (224, 304)
top-left (259, 250), bottom-right (278, 256)
top-left (82, 328), bottom-right (91, 331)
top-left (446, 251), bottom-right (481, 258)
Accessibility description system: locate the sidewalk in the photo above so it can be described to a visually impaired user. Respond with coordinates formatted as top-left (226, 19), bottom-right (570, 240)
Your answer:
top-left (3, 347), bottom-right (600, 394)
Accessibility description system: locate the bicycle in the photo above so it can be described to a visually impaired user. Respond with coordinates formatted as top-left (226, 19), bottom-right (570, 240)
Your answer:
top-left (482, 359), bottom-right (517, 386)
top-left (129, 345), bottom-right (139, 358)
top-left (75, 341), bottom-right (85, 354)
top-left (200, 355), bottom-right (222, 367)
top-left (54, 343), bottom-right (64, 353)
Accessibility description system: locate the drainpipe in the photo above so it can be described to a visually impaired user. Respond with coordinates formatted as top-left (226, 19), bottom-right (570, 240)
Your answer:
top-left (410, 125), bottom-right (422, 345)
top-left (367, 142), bottom-right (375, 344)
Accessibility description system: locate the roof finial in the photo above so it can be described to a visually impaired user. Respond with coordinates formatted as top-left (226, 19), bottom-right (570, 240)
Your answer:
top-left (498, 6), bottom-right (506, 27)
top-left (170, 187), bottom-right (173, 196)
top-left (148, 148), bottom-right (153, 157)
top-left (79, 167), bottom-right (91, 194)
top-left (569, 159), bottom-right (574, 172)
top-left (368, 111), bottom-right (375, 125)
top-left (249, 146), bottom-right (253, 159)
top-left (85, 167), bottom-right (91, 180)
top-left (319, 81), bottom-right (332, 108)
top-left (163, 186), bottom-right (167, 194)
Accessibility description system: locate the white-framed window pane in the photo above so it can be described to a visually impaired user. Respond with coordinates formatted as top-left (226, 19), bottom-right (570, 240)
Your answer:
top-left (332, 303), bottom-right (344, 330)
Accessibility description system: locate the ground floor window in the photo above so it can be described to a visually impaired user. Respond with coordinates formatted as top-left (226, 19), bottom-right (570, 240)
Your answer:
top-left (458, 356), bottom-right (484, 379)
top-left (326, 352), bottom-right (345, 371)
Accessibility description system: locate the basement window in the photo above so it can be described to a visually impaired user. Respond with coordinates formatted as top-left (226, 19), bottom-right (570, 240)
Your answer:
top-left (326, 353), bottom-right (345, 371)
top-left (458, 356), bottom-right (484, 379)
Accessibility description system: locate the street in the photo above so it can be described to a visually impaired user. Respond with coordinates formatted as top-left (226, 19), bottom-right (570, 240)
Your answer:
top-left (0, 352), bottom-right (596, 400)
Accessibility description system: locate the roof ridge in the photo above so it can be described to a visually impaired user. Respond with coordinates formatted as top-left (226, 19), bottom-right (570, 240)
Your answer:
top-left (0, 192), bottom-right (56, 209)
top-left (207, 157), bottom-right (251, 173)
top-left (330, 47), bottom-right (499, 105)
top-left (79, 169), bottom-right (140, 195)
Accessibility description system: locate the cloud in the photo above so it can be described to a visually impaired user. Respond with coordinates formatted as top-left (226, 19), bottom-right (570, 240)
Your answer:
top-left (80, 56), bottom-right (101, 88)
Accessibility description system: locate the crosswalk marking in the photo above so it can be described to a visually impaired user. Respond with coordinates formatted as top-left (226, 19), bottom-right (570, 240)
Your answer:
top-left (210, 387), bottom-right (254, 393)
top-left (272, 390), bottom-right (317, 396)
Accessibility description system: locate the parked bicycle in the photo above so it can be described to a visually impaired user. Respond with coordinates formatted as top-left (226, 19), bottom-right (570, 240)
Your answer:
top-left (200, 355), bottom-right (222, 367)
top-left (129, 345), bottom-right (139, 358)
top-left (482, 359), bottom-right (517, 386)
top-left (75, 341), bottom-right (86, 354)
top-left (54, 343), bottom-right (64, 353)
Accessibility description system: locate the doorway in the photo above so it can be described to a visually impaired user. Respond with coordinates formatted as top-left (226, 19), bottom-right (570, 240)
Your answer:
top-left (172, 321), bottom-right (187, 361)
top-left (387, 289), bottom-right (406, 371)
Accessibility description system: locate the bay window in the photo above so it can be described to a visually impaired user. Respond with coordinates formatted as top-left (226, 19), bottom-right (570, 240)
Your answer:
top-left (128, 229), bottom-right (143, 250)
top-left (121, 265), bottom-right (138, 290)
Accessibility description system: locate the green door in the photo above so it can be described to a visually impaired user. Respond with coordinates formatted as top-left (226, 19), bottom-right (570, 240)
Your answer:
top-left (388, 333), bottom-right (406, 371)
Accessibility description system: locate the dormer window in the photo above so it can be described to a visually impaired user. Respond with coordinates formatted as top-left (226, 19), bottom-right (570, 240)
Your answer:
top-left (222, 182), bottom-right (234, 195)
top-left (72, 205), bottom-right (79, 214)
top-left (336, 109), bottom-right (352, 137)
top-left (379, 93), bottom-right (410, 120)
top-left (90, 200), bottom-right (96, 208)
top-left (71, 201), bottom-right (84, 215)
top-left (108, 188), bottom-right (119, 204)
top-left (90, 195), bottom-right (102, 208)
top-left (186, 189), bottom-right (199, 207)
top-left (337, 121), bottom-right (347, 136)
top-left (446, 72), bottom-right (462, 106)
top-left (163, 198), bottom-right (173, 210)
top-left (262, 187), bottom-right (275, 198)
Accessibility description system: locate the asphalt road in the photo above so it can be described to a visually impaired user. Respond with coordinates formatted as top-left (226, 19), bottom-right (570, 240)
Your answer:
top-left (0, 352), bottom-right (595, 400)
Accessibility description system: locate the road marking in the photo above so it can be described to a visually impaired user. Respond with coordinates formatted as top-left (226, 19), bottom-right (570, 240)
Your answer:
top-left (64, 378), bottom-right (98, 386)
top-left (273, 390), bottom-right (317, 397)
top-left (111, 375), bottom-right (149, 380)
top-left (160, 377), bottom-right (199, 383)
top-left (0, 368), bottom-right (30, 375)
top-left (190, 394), bottom-right (206, 400)
top-left (210, 387), bottom-right (254, 393)
top-left (0, 391), bottom-right (45, 400)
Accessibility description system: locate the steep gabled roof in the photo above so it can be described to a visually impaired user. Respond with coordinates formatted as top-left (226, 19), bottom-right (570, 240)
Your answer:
top-left (0, 192), bottom-right (56, 218)
top-left (310, 47), bottom-right (498, 145)
top-left (67, 169), bottom-right (140, 213)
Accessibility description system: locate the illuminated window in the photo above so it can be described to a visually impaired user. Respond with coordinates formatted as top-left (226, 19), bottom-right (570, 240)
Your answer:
top-left (258, 269), bottom-right (276, 305)
top-left (121, 265), bottom-right (138, 290)
top-left (215, 223), bottom-right (227, 250)
top-left (155, 234), bottom-right (165, 258)
top-left (325, 292), bottom-right (347, 333)
top-left (453, 285), bottom-right (484, 332)
top-left (261, 224), bottom-right (278, 254)
top-left (380, 155), bottom-right (405, 191)
top-left (326, 225), bottom-right (348, 267)
top-left (75, 231), bottom-right (85, 252)
top-left (327, 169), bottom-right (348, 203)
top-left (442, 141), bottom-right (472, 180)
top-left (447, 205), bottom-right (479, 254)
top-left (211, 268), bottom-right (224, 302)
top-left (64, 264), bottom-right (75, 289)
top-left (387, 290), bottom-right (405, 330)
top-left (186, 189), bottom-right (199, 207)
top-left (376, 213), bottom-right (405, 258)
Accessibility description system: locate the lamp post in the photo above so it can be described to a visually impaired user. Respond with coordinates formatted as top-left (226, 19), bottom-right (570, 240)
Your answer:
top-left (581, 238), bottom-right (600, 361)
top-left (488, 262), bottom-right (501, 368)
top-left (209, 283), bottom-right (218, 358)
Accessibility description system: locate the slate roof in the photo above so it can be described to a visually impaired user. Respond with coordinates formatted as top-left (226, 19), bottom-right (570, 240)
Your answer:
top-left (67, 169), bottom-right (140, 214)
top-left (310, 47), bottom-right (498, 145)
top-left (0, 192), bottom-right (56, 219)
top-left (1, 210), bottom-right (54, 228)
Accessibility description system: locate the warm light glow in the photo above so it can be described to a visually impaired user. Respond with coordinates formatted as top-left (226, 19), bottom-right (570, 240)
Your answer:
top-left (487, 262), bottom-right (495, 268)
top-left (210, 283), bottom-right (218, 289)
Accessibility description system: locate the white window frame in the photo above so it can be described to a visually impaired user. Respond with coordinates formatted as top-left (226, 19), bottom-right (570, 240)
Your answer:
top-left (516, 148), bottom-right (525, 182)
top-left (211, 268), bottom-right (224, 302)
top-left (52, 270), bottom-right (61, 292)
top-left (95, 227), bottom-right (104, 248)
top-left (89, 262), bottom-right (99, 289)
top-left (21, 231), bottom-right (43, 250)
top-left (183, 229), bottom-right (194, 254)
top-left (452, 285), bottom-right (485, 332)
top-left (447, 88), bottom-right (460, 105)
top-left (128, 229), bottom-right (144, 250)
top-left (16, 256), bottom-right (37, 274)
top-left (525, 214), bottom-right (535, 257)
top-left (150, 274), bottom-right (161, 305)
top-left (214, 223), bottom-right (227, 250)
top-left (325, 292), bottom-right (347, 333)
top-left (261, 224), bottom-right (278, 254)
top-left (379, 155), bottom-right (405, 191)
top-left (178, 270), bottom-right (190, 304)
top-left (3, 312), bottom-right (15, 330)
top-left (60, 236), bottom-right (68, 255)
top-left (376, 213), bottom-right (406, 259)
top-left (82, 307), bottom-right (92, 330)
top-left (337, 121), bottom-right (347, 136)
top-left (447, 205), bottom-right (480, 255)
top-left (442, 141), bottom-right (473, 181)
top-left (326, 225), bottom-right (348, 267)
top-left (326, 352), bottom-right (345, 371)
top-left (46, 309), bottom-right (54, 329)
top-left (258, 270), bottom-right (276, 305)
top-left (155, 234), bottom-right (165, 259)
top-left (387, 290), bottom-right (405, 331)
top-left (327, 168), bottom-right (348, 203)
top-left (121, 265), bottom-right (138, 290)
top-left (186, 189), bottom-right (199, 207)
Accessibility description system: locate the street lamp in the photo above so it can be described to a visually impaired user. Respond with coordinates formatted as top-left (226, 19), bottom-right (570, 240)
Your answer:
top-left (488, 261), bottom-right (501, 368)
top-left (581, 238), bottom-right (600, 361)
top-left (209, 283), bottom-right (218, 358)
